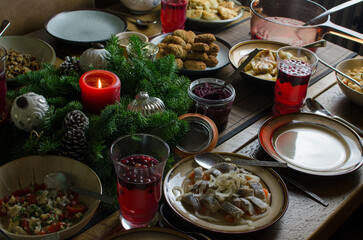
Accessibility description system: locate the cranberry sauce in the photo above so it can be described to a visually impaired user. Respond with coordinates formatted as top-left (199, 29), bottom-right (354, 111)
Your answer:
top-left (193, 83), bottom-right (231, 100)
top-left (273, 59), bottom-right (312, 115)
top-left (190, 82), bottom-right (234, 131)
top-left (116, 154), bottom-right (162, 224)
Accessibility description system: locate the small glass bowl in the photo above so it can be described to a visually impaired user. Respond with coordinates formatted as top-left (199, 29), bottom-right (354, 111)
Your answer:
top-left (126, 42), bottom-right (159, 61)
top-left (188, 78), bottom-right (236, 132)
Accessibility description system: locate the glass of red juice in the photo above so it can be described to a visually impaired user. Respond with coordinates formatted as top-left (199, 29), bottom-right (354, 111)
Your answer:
top-left (272, 46), bottom-right (318, 116)
top-left (160, 0), bottom-right (188, 33)
top-left (109, 133), bottom-right (170, 229)
top-left (0, 47), bottom-right (7, 123)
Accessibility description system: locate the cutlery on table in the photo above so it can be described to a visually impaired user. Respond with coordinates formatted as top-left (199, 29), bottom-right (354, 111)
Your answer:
top-left (304, 0), bottom-right (363, 26)
top-left (105, 9), bottom-right (157, 27)
top-left (0, 20), bottom-right (10, 36)
top-left (317, 58), bottom-right (363, 91)
top-left (159, 204), bottom-right (211, 240)
top-left (279, 174), bottom-right (329, 207)
top-left (227, 48), bottom-right (260, 85)
top-left (194, 152), bottom-right (288, 169)
top-left (44, 172), bottom-right (114, 204)
top-left (306, 98), bottom-right (363, 136)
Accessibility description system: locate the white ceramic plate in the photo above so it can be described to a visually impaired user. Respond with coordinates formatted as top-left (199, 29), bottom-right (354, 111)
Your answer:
top-left (186, 1), bottom-right (244, 28)
top-left (150, 33), bottom-right (231, 76)
top-left (45, 10), bottom-right (127, 45)
top-left (105, 227), bottom-right (193, 240)
top-left (163, 153), bottom-right (288, 234)
top-left (259, 113), bottom-right (363, 176)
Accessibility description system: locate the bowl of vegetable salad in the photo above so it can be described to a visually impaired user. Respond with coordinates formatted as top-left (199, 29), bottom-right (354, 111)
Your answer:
top-left (0, 155), bottom-right (102, 240)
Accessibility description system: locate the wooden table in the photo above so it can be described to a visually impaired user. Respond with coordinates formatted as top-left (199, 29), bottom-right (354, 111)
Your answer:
top-left (27, 3), bottom-right (363, 240)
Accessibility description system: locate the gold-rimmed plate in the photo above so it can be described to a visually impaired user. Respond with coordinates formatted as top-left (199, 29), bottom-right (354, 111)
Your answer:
top-left (163, 152), bottom-right (288, 234)
top-left (229, 40), bottom-right (288, 86)
top-left (259, 112), bottom-right (363, 176)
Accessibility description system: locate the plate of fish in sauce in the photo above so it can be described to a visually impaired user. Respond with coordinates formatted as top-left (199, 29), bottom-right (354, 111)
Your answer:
top-left (163, 152), bottom-right (289, 234)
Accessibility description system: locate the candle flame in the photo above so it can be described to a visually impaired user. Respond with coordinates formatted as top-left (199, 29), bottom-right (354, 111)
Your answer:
top-left (98, 79), bottom-right (102, 89)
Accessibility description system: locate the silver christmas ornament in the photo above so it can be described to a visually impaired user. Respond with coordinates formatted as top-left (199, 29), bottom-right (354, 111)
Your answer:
top-left (127, 91), bottom-right (165, 116)
top-left (10, 92), bottom-right (49, 132)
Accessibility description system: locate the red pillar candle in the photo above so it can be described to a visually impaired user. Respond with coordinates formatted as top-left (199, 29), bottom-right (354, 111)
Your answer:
top-left (79, 70), bottom-right (121, 114)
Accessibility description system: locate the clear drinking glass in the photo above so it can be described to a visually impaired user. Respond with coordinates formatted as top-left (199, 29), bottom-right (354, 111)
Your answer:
top-left (0, 47), bottom-right (7, 123)
top-left (160, 0), bottom-right (188, 33)
top-left (272, 46), bottom-right (318, 115)
top-left (109, 133), bottom-right (170, 229)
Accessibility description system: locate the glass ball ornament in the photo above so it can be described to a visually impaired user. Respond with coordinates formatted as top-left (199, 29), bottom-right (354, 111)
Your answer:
top-left (127, 91), bottom-right (165, 116)
top-left (10, 92), bottom-right (49, 132)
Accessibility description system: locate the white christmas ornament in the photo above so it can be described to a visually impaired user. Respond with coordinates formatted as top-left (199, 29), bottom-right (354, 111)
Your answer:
top-left (79, 43), bottom-right (109, 72)
top-left (11, 92), bottom-right (49, 132)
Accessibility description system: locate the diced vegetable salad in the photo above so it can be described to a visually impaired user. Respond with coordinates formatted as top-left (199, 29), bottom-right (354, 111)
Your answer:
top-left (0, 184), bottom-right (87, 235)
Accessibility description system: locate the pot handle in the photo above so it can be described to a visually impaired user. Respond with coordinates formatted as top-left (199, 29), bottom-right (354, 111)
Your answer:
top-left (322, 20), bottom-right (363, 44)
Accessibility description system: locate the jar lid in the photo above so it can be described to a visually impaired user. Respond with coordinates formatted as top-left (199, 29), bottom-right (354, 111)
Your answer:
top-left (174, 113), bottom-right (218, 159)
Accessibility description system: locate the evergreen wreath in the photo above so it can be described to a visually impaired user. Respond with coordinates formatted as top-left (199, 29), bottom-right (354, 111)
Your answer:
top-left (0, 35), bottom-right (192, 204)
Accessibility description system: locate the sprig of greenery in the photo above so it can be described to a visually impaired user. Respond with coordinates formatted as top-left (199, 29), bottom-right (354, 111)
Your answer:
top-left (1, 35), bottom-right (192, 205)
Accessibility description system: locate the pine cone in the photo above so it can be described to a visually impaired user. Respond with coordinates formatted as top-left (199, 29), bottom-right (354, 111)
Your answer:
top-left (63, 110), bottom-right (89, 131)
top-left (59, 56), bottom-right (81, 76)
top-left (60, 128), bottom-right (87, 160)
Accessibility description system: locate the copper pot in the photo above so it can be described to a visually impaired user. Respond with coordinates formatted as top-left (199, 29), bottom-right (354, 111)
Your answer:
top-left (250, 0), bottom-right (363, 47)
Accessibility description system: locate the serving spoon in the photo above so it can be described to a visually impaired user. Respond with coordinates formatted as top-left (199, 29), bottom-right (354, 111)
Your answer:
top-left (305, 98), bottom-right (363, 136)
top-left (317, 58), bottom-right (363, 91)
top-left (44, 172), bottom-right (114, 204)
top-left (105, 9), bottom-right (157, 27)
top-left (195, 152), bottom-right (288, 169)
top-left (0, 20), bottom-right (10, 36)
top-left (303, 0), bottom-right (363, 26)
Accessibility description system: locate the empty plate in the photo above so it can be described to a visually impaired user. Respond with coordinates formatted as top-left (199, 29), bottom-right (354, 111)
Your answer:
top-left (259, 113), bottom-right (363, 176)
top-left (45, 10), bottom-right (127, 45)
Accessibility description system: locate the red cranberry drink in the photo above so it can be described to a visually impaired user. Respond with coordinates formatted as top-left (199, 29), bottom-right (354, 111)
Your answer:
top-left (116, 154), bottom-right (161, 225)
top-left (110, 134), bottom-right (170, 229)
top-left (272, 47), bottom-right (318, 115)
top-left (160, 0), bottom-right (188, 33)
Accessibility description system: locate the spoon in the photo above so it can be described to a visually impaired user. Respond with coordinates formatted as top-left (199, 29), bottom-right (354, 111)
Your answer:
top-left (301, 39), bottom-right (327, 49)
top-left (317, 58), bottom-right (363, 91)
top-left (106, 9), bottom-right (157, 27)
top-left (304, 0), bottom-right (363, 26)
top-left (195, 152), bottom-right (288, 169)
top-left (0, 20), bottom-right (10, 36)
top-left (305, 98), bottom-right (363, 136)
top-left (44, 172), bottom-right (114, 204)
top-left (159, 204), bottom-right (211, 240)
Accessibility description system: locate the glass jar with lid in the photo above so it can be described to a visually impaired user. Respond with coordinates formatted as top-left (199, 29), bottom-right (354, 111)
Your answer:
top-left (188, 78), bottom-right (236, 132)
